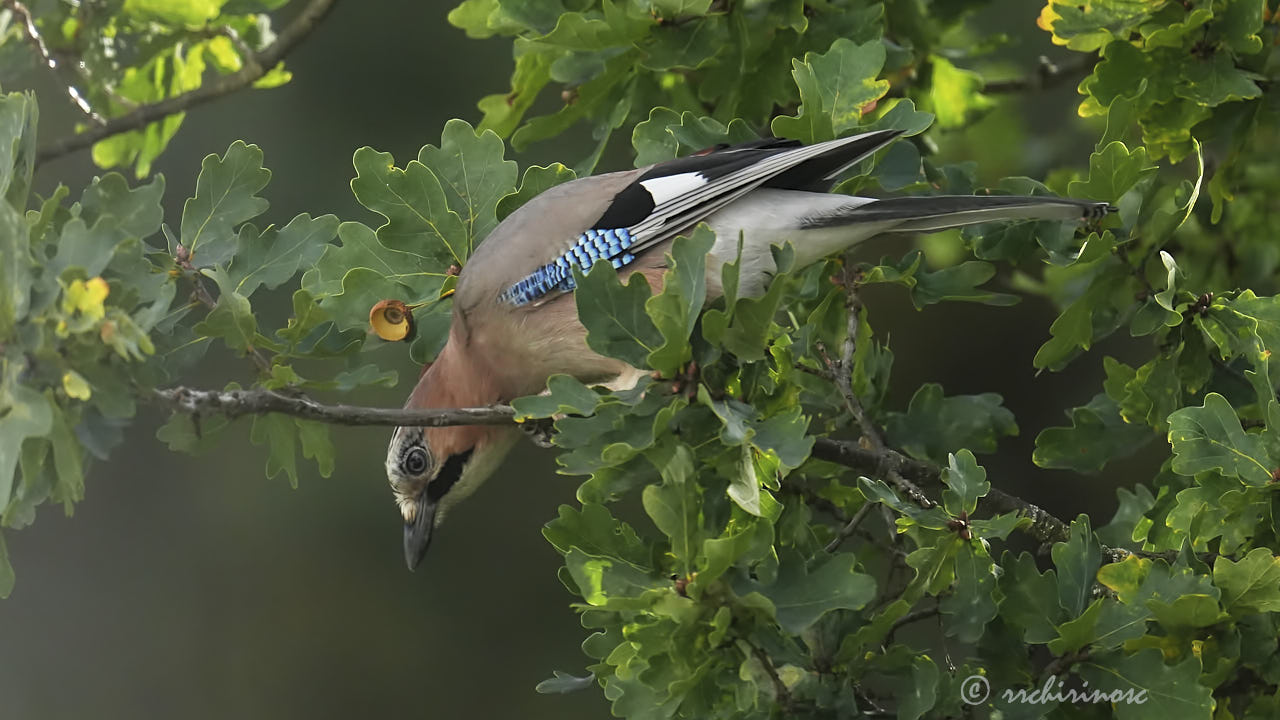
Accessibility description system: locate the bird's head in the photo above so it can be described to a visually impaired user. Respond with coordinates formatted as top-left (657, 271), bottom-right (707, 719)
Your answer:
top-left (385, 423), bottom-right (515, 570)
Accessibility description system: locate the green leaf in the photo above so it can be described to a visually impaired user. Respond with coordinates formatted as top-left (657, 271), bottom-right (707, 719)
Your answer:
top-left (1168, 393), bottom-right (1274, 486)
top-left (861, 251), bottom-right (1018, 309)
top-left (45, 395), bottom-right (84, 510)
top-left (350, 146), bottom-right (470, 267)
top-left (772, 38), bottom-right (889, 143)
top-left (1035, 360), bottom-right (1151, 472)
top-left (510, 52), bottom-right (634, 152)
top-left (703, 245), bottom-right (794, 362)
top-left (513, 374), bottom-right (603, 419)
top-left (1213, 548), bottom-right (1280, 615)
top-left (1146, 594), bottom-right (1228, 630)
top-left (303, 221), bottom-right (453, 335)
top-left (416, 119), bottom-right (519, 245)
top-left (727, 445), bottom-right (765, 517)
top-left (0, 371), bottom-right (53, 512)
top-left (1098, 485), bottom-right (1157, 549)
top-left (565, 547), bottom-right (663, 605)
top-left (941, 449), bottom-right (990, 517)
top-left (477, 50), bottom-right (553, 137)
top-left (1040, 0), bottom-right (1164, 51)
top-left (79, 173), bottom-right (166, 241)
top-left (535, 670), bottom-right (596, 694)
top-left (193, 270), bottom-right (257, 353)
top-left (1166, 475), bottom-right (1261, 554)
top-left (941, 542), bottom-right (998, 643)
top-left (1077, 650), bottom-right (1213, 719)
top-left (928, 55), bottom-right (993, 128)
top-left (748, 551), bottom-right (876, 634)
top-left (532, 3), bottom-right (651, 51)
top-left (1033, 256), bottom-right (1132, 370)
top-left (0, 531), bottom-right (12, 598)
top-left (1052, 515), bottom-right (1103, 617)
top-left (886, 384), bottom-right (1017, 465)
top-left (999, 552), bottom-right (1065, 643)
top-left (1175, 53), bottom-right (1262, 107)
top-left (646, 0), bottom-right (713, 17)
top-left (1117, 349), bottom-right (1183, 429)
top-left (496, 163), bottom-right (577, 221)
top-left (861, 97), bottom-right (935, 137)
top-left (750, 406), bottom-right (813, 471)
top-left (574, 261), bottom-right (663, 368)
top-left (1068, 141), bottom-right (1157, 203)
top-left (297, 420), bottom-right (334, 478)
top-left (1218, 0), bottom-right (1265, 53)
top-left (805, 38), bottom-right (890, 136)
top-left (642, 443), bottom-right (699, 575)
top-left (896, 657), bottom-right (939, 720)
top-left (227, 213), bottom-right (340, 297)
top-left (250, 413), bottom-right (298, 488)
top-left (0, 201), bottom-right (32, 337)
top-left (0, 91), bottom-right (38, 207)
top-left (543, 503), bottom-right (650, 568)
top-left (123, 0), bottom-right (228, 25)
top-left (646, 227), bottom-right (714, 376)
top-left (631, 108), bottom-right (757, 166)
top-left (180, 141), bottom-right (271, 267)
top-left (1048, 597), bottom-right (1104, 654)
top-left (155, 412), bottom-right (229, 456)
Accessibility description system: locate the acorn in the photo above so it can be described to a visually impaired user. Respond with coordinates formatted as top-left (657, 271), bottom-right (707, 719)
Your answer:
top-left (369, 299), bottom-right (414, 342)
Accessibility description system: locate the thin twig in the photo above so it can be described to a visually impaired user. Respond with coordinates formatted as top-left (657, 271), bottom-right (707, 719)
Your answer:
top-left (151, 384), bottom-right (1210, 564)
top-left (182, 269), bottom-right (272, 373)
top-left (152, 386), bottom-right (517, 427)
top-left (745, 641), bottom-right (792, 710)
top-left (3, 0), bottom-right (103, 124)
top-left (824, 500), bottom-right (873, 553)
top-left (886, 604), bottom-right (940, 641)
top-left (818, 260), bottom-right (935, 512)
top-left (982, 54), bottom-right (1095, 94)
top-left (36, 0), bottom-right (337, 164)
top-left (808, 437), bottom-right (1211, 564)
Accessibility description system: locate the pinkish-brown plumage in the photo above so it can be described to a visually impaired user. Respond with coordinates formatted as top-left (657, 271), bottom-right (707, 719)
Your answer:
top-left (387, 130), bottom-right (1111, 570)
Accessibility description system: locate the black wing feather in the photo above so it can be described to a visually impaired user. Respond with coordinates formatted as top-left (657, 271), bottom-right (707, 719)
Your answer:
top-left (588, 130), bottom-right (902, 252)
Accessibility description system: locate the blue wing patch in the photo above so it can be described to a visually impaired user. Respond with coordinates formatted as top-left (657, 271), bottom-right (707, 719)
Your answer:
top-left (500, 228), bottom-right (637, 306)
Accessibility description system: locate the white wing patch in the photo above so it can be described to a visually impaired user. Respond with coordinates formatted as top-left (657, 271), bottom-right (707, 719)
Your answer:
top-left (639, 173), bottom-right (708, 206)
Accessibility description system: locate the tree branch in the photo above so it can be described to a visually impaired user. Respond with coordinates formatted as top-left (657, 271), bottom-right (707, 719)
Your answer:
top-left (808, 437), bottom-right (1197, 564)
top-left (817, 263), bottom-right (935, 512)
top-left (3, 0), bottom-right (104, 124)
top-left (824, 500), bottom-right (873, 553)
top-left (35, 0), bottom-right (337, 164)
top-left (152, 386), bottom-right (516, 427)
top-left (982, 54), bottom-right (1095, 95)
top-left (153, 384), bottom-right (1190, 564)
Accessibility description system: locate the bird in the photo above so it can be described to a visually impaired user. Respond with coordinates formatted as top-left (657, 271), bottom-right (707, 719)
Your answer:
top-left (386, 129), bottom-right (1112, 570)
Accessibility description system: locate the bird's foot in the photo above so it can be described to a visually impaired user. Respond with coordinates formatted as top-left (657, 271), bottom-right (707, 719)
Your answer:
top-left (521, 417), bottom-right (557, 448)
top-left (669, 360), bottom-right (700, 400)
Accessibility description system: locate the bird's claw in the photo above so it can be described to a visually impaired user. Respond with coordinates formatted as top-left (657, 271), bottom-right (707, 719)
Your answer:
top-left (669, 360), bottom-right (700, 400)
top-left (521, 417), bottom-right (557, 448)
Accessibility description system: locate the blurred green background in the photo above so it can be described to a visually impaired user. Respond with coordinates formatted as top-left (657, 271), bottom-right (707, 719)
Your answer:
top-left (1, 1), bottom-right (1159, 718)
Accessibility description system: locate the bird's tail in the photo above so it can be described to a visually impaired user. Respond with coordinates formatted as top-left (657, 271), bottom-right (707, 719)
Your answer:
top-left (799, 194), bottom-right (1113, 232)
top-left (707, 191), bottom-right (1113, 297)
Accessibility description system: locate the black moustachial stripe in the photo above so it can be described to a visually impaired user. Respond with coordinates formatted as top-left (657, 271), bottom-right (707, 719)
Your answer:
top-left (427, 448), bottom-right (474, 503)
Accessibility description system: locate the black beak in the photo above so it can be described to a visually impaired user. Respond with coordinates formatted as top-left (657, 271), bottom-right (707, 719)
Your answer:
top-left (403, 497), bottom-right (436, 571)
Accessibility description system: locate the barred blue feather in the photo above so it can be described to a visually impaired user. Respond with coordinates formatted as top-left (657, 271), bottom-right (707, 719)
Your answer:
top-left (500, 227), bottom-right (637, 305)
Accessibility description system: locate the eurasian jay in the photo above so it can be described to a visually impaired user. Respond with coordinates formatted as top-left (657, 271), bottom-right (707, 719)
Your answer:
top-left (386, 129), bottom-right (1111, 569)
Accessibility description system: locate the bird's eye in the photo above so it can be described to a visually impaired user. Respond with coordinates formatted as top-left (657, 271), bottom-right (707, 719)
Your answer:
top-left (402, 447), bottom-right (428, 476)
